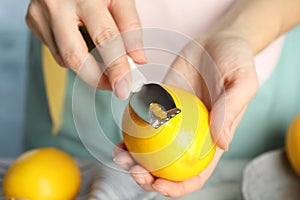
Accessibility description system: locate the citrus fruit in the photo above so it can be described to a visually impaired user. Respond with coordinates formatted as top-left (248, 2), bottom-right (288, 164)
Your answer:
top-left (286, 114), bottom-right (300, 176)
top-left (2, 147), bottom-right (81, 200)
top-left (122, 85), bottom-right (216, 181)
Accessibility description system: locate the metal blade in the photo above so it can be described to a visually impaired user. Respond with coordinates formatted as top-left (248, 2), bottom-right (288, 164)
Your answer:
top-left (129, 83), bottom-right (181, 128)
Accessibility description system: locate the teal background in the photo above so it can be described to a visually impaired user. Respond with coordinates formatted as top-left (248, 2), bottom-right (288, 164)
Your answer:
top-left (224, 26), bottom-right (300, 158)
top-left (0, 0), bottom-right (29, 157)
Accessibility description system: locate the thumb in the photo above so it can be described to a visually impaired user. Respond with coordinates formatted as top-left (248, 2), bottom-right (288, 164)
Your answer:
top-left (210, 74), bottom-right (258, 151)
top-left (79, 26), bottom-right (132, 99)
top-left (94, 33), bottom-right (132, 100)
top-left (106, 54), bottom-right (132, 100)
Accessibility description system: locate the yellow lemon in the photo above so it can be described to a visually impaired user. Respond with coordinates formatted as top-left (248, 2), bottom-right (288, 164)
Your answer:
top-left (286, 114), bottom-right (300, 176)
top-left (2, 147), bottom-right (81, 200)
top-left (122, 85), bottom-right (216, 181)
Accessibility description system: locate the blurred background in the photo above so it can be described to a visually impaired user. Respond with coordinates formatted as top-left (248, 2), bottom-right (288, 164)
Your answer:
top-left (0, 0), bottom-right (30, 157)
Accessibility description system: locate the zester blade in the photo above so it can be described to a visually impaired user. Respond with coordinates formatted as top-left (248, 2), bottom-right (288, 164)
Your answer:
top-left (129, 83), bottom-right (181, 129)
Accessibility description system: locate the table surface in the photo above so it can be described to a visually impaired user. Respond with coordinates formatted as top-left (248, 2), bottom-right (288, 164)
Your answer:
top-left (0, 158), bottom-right (250, 200)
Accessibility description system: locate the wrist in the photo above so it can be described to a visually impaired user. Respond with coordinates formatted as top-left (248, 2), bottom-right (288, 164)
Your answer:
top-left (207, 0), bottom-right (285, 55)
top-left (209, 18), bottom-right (281, 56)
top-left (206, 26), bottom-right (254, 56)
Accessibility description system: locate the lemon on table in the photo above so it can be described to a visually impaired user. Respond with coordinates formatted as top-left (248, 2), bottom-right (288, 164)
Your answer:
top-left (122, 85), bottom-right (216, 181)
top-left (286, 114), bottom-right (300, 176)
top-left (2, 147), bottom-right (81, 200)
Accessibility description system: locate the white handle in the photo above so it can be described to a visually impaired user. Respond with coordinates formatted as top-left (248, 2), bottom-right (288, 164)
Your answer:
top-left (127, 56), bottom-right (146, 92)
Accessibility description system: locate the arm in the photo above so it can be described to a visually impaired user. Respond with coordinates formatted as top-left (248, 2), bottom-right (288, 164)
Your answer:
top-left (25, 0), bottom-right (146, 100)
top-left (211, 0), bottom-right (300, 54)
top-left (114, 0), bottom-right (300, 198)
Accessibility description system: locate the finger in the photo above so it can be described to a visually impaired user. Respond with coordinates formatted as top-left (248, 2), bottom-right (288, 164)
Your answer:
top-left (164, 40), bottom-right (213, 105)
top-left (113, 151), bottom-right (136, 171)
top-left (25, 2), bottom-right (64, 66)
top-left (79, 1), bottom-right (131, 99)
top-left (112, 141), bottom-right (127, 157)
top-left (164, 55), bottom-right (201, 93)
top-left (26, 10), bottom-right (46, 44)
top-left (228, 106), bottom-right (247, 142)
top-left (130, 165), bottom-right (156, 192)
top-left (152, 176), bottom-right (204, 197)
top-left (49, 9), bottom-right (106, 89)
top-left (152, 148), bottom-right (224, 197)
top-left (210, 68), bottom-right (258, 150)
top-left (110, 0), bottom-right (146, 63)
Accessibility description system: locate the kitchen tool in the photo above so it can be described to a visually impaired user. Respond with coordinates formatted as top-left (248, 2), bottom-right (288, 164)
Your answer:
top-left (127, 56), bottom-right (181, 129)
top-left (80, 26), bottom-right (181, 129)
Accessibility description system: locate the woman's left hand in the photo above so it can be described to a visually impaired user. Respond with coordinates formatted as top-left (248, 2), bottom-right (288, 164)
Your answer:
top-left (113, 30), bottom-right (258, 197)
top-left (113, 142), bottom-right (224, 198)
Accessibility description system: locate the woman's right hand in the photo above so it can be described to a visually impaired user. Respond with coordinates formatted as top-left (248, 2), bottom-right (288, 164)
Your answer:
top-left (26, 0), bottom-right (146, 99)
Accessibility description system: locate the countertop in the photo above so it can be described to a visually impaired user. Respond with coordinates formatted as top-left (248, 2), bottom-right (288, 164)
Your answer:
top-left (0, 158), bottom-right (250, 200)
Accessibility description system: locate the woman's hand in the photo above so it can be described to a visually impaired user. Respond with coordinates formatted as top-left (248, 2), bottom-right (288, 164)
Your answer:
top-left (113, 31), bottom-right (259, 197)
top-left (113, 0), bottom-right (300, 195)
top-left (113, 142), bottom-right (224, 198)
top-left (165, 31), bottom-right (259, 150)
top-left (26, 0), bottom-right (146, 99)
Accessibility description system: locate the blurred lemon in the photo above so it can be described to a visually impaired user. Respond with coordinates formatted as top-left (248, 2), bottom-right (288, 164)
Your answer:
top-left (2, 147), bottom-right (81, 200)
top-left (122, 85), bottom-right (216, 181)
top-left (286, 114), bottom-right (300, 176)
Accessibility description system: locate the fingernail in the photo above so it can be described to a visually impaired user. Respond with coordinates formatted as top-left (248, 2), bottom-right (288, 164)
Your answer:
top-left (113, 155), bottom-right (127, 164)
top-left (113, 156), bottom-right (130, 170)
top-left (114, 78), bottom-right (131, 100)
top-left (225, 127), bottom-right (231, 143)
top-left (135, 40), bottom-right (147, 63)
top-left (152, 184), bottom-right (168, 196)
top-left (222, 127), bottom-right (231, 151)
top-left (112, 147), bottom-right (124, 158)
top-left (135, 178), bottom-right (146, 185)
top-left (223, 136), bottom-right (229, 152)
top-left (217, 132), bottom-right (229, 151)
top-left (135, 50), bottom-right (147, 63)
top-left (112, 151), bottom-right (118, 158)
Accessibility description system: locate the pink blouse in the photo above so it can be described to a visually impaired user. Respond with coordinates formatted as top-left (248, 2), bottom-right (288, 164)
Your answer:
top-left (135, 0), bottom-right (285, 85)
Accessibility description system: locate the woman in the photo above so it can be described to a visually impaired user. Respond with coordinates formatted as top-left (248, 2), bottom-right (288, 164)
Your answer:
top-left (25, 0), bottom-right (300, 198)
